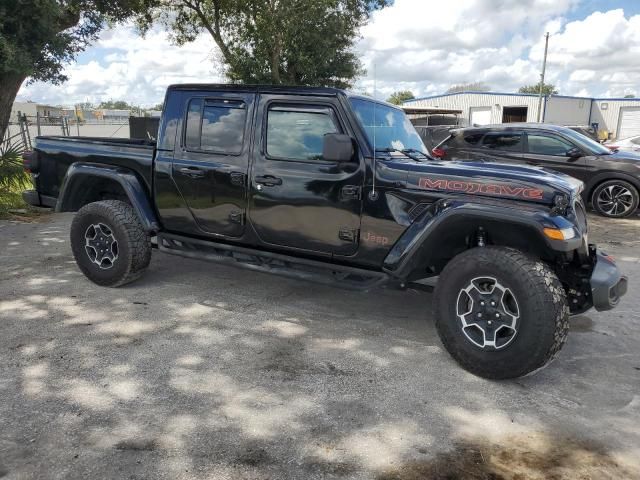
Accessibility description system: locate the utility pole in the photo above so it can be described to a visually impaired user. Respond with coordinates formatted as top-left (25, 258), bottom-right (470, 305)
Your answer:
top-left (536, 32), bottom-right (550, 122)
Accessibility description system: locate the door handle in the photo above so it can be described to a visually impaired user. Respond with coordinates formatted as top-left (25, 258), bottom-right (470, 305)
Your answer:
top-left (178, 167), bottom-right (205, 178)
top-left (255, 175), bottom-right (282, 187)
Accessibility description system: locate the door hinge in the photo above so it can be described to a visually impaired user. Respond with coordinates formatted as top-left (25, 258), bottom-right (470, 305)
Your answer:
top-left (341, 185), bottom-right (361, 200)
top-left (229, 211), bottom-right (244, 224)
top-left (339, 228), bottom-right (358, 243)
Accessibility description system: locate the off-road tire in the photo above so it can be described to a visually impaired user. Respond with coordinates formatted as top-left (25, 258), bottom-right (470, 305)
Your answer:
top-left (434, 247), bottom-right (569, 380)
top-left (70, 200), bottom-right (151, 287)
top-left (591, 179), bottom-right (639, 218)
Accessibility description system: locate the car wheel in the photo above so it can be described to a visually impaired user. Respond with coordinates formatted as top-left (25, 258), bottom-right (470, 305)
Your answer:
top-left (592, 180), bottom-right (639, 218)
top-left (70, 200), bottom-right (151, 287)
top-left (434, 247), bottom-right (569, 380)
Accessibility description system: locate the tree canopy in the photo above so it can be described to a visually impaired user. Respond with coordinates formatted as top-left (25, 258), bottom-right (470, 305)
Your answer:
top-left (446, 82), bottom-right (491, 94)
top-left (386, 90), bottom-right (415, 105)
top-left (518, 82), bottom-right (558, 95)
top-left (139, 0), bottom-right (390, 87)
top-left (0, 0), bottom-right (148, 142)
top-left (98, 100), bottom-right (134, 110)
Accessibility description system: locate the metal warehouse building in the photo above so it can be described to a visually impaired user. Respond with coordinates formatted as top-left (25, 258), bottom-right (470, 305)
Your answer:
top-left (403, 92), bottom-right (640, 140)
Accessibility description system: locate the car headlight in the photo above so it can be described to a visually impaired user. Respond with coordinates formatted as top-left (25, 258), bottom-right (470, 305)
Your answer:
top-left (543, 227), bottom-right (576, 241)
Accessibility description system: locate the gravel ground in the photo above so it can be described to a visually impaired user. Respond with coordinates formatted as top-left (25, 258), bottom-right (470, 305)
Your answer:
top-left (1, 212), bottom-right (639, 480)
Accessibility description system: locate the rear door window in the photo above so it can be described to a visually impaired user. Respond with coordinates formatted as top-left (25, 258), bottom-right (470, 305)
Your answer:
top-left (184, 98), bottom-right (247, 154)
top-left (481, 132), bottom-right (523, 152)
top-left (526, 133), bottom-right (575, 156)
top-left (442, 131), bottom-right (484, 148)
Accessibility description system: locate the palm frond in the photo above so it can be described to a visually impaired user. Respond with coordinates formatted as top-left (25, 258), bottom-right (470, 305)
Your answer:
top-left (0, 140), bottom-right (32, 192)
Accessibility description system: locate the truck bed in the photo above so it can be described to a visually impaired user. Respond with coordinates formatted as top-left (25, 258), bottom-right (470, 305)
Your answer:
top-left (30, 136), bottom-right (155, 204)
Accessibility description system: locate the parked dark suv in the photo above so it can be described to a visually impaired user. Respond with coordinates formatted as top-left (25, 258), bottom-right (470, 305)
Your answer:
top-left (433, 123), bottom-right (640, 218)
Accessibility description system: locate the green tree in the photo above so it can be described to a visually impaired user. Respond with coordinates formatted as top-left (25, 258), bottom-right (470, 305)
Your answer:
top-left (624, 94), bottom-right (635, 98)
top-left (0, 0), bottom-right (149, 142)
top-left (140, 0), bottom-right (389, 87)
top-left (76, 101), bottom-right (95, 110)
top-left (386, 90), bottom-right (415, 105)
top-left (98, 100), bottom-right (133, 110)
top-left (446, 82), bottom-right (491, 93)
top-left (518, 82), bottom-right (558, 95)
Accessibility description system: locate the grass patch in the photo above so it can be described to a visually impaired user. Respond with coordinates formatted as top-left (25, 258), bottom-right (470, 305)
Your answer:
top-left (0, 141), bottom-right (49, 221)
top-left (0, 186), bottom-right (45, 220)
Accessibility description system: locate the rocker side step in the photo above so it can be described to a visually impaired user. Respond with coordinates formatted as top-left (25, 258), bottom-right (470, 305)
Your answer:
top-left (158, 233), bottom-right (390, 291)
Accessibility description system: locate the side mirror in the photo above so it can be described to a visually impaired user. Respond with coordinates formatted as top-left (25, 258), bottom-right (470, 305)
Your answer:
top-left (323, 133), bottom-right (355, 162)
top-left (566, 147), bottom-right (582, 158)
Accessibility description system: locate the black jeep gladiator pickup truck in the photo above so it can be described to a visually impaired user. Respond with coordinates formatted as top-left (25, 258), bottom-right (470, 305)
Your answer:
top-left (22, 84), bottom-right (627, 379)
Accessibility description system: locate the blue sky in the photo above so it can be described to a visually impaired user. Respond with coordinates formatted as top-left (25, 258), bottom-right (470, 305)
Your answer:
top-left (17, 0), bottom-right (640, 106)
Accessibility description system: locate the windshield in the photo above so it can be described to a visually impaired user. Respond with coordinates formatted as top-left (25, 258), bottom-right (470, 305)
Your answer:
top-left (349, 98), bottom-right (427, 154)
top-left (562, 127), bottom-right (611, 155)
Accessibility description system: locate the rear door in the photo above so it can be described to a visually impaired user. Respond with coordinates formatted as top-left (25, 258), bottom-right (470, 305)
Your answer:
top-left (248, 94), bottom-right (363, 256)
top-left (171, 92), bottom-right (255, 237)
top-left (523, 131), bottom-right (587, 180)
top-left (439, 130), bottom-right (485, 160)
top-left (472, 130), bottom-right (524, 164)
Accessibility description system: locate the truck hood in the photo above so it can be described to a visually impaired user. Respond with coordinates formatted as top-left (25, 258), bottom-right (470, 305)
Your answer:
top-left (382, 158), bottom-right (583, 204)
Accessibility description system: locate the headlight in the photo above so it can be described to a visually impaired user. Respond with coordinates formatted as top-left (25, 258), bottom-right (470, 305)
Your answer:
top-left (543, 227), bottom-right (576, 241)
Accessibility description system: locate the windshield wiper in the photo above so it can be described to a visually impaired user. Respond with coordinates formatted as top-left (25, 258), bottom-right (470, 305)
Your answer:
top-left (375, 147), bottom-right (428, 162)
top-left (402, 148), bottom-right (432, 160)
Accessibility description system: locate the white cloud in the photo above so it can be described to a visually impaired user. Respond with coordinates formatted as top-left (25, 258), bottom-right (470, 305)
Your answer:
top-left (355, 0), bottom-right (640, 99)
top-left (17, 25), bottom-right (224, 107)
top-left (535, 9), bottom-right (640, 97)
top-left (569, 69), bottom-right (596, 82)
top-left (16, 1), bottom-right (640, 106)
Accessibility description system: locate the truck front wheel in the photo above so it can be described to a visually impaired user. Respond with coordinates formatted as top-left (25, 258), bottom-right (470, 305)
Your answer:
top-left (434, 247), bottom-right (569, 379)
top-left (70, 200), bottom-right (151, 287)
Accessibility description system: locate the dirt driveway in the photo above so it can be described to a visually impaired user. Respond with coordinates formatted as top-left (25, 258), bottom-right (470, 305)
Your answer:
top-left (1, 213), bottom-right (639, 479)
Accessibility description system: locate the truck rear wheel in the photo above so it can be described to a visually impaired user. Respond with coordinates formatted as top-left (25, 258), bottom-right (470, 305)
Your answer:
top-left (434, 247), bottom-right (569, 379)
top-left (70, 200), bottom-right (151, 287)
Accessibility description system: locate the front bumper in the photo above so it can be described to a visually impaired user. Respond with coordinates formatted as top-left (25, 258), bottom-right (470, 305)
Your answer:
top-left (590, 250), bottom-right (628, 311)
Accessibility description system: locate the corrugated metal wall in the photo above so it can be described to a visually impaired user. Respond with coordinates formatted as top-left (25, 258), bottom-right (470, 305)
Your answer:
top-left (405, 93), bottom-right (640, 138)
top-left (406, 93), bottom-right (541, 124)
top-left (405, 93), bottom-right (542, 124)
top-left (544, 97), bottom-right (590, 125)
top-left (590, 99), bottom-right (640, 138)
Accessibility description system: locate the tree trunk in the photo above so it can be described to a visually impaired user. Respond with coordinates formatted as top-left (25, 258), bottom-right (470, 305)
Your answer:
top-left (270, 32), bottom-right (282, 84)
top-left (0, 73), bottom-right (27, 145)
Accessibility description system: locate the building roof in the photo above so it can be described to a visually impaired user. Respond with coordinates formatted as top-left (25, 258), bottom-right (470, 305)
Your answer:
top-left (401, 106), bottom-right (462, 115)
top-left (404, 91), bottom-right (640, 104)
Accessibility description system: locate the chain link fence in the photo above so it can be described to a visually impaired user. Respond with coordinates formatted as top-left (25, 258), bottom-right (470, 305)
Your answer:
top-left (3, 112), bottom-right (132, 152)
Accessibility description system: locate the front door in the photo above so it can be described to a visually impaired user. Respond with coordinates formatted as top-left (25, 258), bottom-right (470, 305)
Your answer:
top-left (172, 92), bottom-right (255, 238)
top-left (523, 131), bottom-right (587, 181)
top-left (249, 95), bottom-right (363, 256)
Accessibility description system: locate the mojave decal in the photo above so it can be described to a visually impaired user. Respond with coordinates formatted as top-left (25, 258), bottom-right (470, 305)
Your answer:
top-left (418, 177), bottom-right (544, 200)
